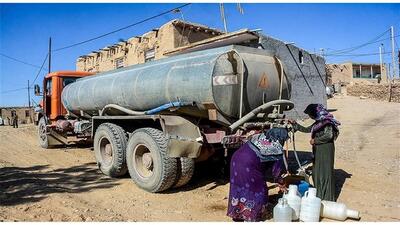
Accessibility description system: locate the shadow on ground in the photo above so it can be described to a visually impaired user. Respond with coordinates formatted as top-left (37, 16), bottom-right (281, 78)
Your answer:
top-left (168, 150), bottom-right (315, 194)
top-left (334, 169), bottom-right (352, 201)
top-left (165, 156), bottom-right (230, 194)
top-left (286, 150), bottom-right (314, 173)
top-left (0, 163), bottom-right (118, 206)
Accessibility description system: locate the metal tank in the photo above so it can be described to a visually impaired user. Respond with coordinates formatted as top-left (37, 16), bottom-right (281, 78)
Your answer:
top-left (62, 45), bottom-right (290, 121)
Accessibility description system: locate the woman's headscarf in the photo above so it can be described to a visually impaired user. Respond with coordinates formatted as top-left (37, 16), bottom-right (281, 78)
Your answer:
top-left (304, 104), bottom-right (341, 138)
top-left (248, 128), bottom-right (289, 162)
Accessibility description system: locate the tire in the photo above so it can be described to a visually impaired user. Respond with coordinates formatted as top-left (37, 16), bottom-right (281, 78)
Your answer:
top-left (38, 117), bottom-right (49, 149)
top-left (173, 157), bottom-right (195, 188)
top-left (126, 128), bottom-right (177, 193)
top-left (94, 123), bottom-right (128, 177)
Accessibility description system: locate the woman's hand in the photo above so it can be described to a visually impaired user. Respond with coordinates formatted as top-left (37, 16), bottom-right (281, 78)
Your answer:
top-left (309, 139), bottom-right (315, 145)
top-left (278, 183), bottom-right (288, 193)
top-left (288, 119), bottom-right (297, 124)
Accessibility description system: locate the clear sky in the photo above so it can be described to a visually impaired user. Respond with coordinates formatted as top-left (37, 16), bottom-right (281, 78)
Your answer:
top-left (1, 3), bottom-right (399, 107)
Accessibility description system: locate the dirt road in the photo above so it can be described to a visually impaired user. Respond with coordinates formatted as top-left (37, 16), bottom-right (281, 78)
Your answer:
top-left (0, 95), bottom-right (399, 221)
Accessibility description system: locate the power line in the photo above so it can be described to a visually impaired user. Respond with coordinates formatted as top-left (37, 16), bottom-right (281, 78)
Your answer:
top-left (53, 3), bottom-right (191, 52)
top-left (326, 51), bottom-right (392, 57)
top-left (1, 87), bottom-right (27, 94)
top-left (0, 53), bottom-right (48, 70)
top-left (31, 54), bottom-right (49, 87)
top-left (326, 29), bottom-right (390, 55)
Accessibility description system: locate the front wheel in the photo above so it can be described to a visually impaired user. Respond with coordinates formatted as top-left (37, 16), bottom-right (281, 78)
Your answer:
top-left (126, 128), bottom-right (178, 193)
top-left (38, 117), bottom-right (49, 149)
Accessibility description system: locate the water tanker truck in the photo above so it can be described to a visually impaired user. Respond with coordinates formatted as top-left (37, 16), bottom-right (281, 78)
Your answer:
top-left (35, 45), bottom-right (294, 192)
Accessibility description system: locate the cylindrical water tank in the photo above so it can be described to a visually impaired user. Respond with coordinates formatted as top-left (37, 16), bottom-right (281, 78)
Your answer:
top-left (62, 45), bottom-right (290, 120)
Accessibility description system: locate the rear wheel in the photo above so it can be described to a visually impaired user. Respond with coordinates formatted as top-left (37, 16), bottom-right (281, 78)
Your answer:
top-left (94, 123), bottom-right (128, 177)
top-left (126, 128), bottom-right (177, 192)
top-left (173, 157), bottom-right (195, 188)
top-left (38, 117), bottom-right (49, 149)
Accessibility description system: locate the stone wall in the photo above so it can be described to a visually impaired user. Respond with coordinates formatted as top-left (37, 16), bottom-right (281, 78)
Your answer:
top-left (347, 83), bottom-right (400, 103)
top-left (259, 35), bottom-right (327, 119)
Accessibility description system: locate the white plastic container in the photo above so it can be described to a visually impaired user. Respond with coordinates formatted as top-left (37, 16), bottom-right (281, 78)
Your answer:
top-left (273, 198), bottom-right (292, 222)
top-left (321, 200), bottom-right (360, 221)
top-left (283, 185), bottom-right (301, 220)
top-left (299, 188), bottom-right (321, 222)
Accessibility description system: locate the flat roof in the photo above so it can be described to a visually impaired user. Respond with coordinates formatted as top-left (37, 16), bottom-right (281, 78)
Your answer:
top-left (164, 29), bottom-right (259, 56)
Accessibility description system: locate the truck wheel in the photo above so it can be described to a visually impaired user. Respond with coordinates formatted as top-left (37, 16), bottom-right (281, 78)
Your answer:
top-left (126, 128), bottom-right (177, 193)
top-left (173, 157), bottom-right (195, 188)
top-left (94, 123), bottom-right (128, 177)
top-left (38, 117), bottom-right (49, 149)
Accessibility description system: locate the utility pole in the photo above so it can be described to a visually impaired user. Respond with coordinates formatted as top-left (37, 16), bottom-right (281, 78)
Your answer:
top-left (390, 26), bottom-right (397, 79)
top-left (27, 80), bottom-right (31, 108)
top-left (219, 3), bottom-right (228, 33)
top-left (319, 48), bottom-right (325, 61)
top-left (48, 37), bottom-right (52, 74)
top-left (388, 63), bottom-right (392, 102)
top-left (379, 44), bottom-right (384, 81)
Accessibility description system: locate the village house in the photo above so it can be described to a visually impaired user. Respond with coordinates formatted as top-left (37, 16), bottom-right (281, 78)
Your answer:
top-left (326, 62), bottom-right (388, 86)
top-left (0, 107), bottom-right (35, 125)
top-left (76, 19), bottom-right (223, 73)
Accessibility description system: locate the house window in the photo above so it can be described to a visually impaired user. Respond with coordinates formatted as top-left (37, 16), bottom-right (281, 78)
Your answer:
top-left (115, 58), bottom-right (124, 69)
top-left (299, 51), bottom-right (304, 64)
top-left (25, 110), bottom-right (30, 117)
top-left (145, 48), bottom-right (155, 62)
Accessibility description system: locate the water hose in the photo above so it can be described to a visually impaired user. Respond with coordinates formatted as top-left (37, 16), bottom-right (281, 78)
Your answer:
top-left (291, 131), bottom-right (311, 183)
top-left (229, 99), bottom-right (294, 131)
top-left (100, 101), bottom-right (194, 116)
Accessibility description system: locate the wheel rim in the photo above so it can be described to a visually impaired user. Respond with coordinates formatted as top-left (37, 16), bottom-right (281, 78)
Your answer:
top-left (99, 137), bottom-right (113, 167)
top-left (39, 122), bottom-right (47, 142)
top-left (133, 144), bottom-right (154, 178)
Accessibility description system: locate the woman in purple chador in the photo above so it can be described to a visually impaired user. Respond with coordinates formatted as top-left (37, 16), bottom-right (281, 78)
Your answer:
top-left (227, 128), bottom-right (289, 222)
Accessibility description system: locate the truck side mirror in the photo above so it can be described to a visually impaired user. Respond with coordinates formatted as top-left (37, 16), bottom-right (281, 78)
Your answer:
top-left (34, 84), bottom-right (41, 96)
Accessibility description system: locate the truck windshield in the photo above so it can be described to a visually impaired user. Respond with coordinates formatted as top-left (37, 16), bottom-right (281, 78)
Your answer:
top-left (46, 79), bottom-right (52, 96)
top-left (63, 77), bottom-right (78, 87)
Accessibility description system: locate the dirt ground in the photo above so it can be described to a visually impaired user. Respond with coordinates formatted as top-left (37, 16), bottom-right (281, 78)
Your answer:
top-left (0, 95), bottom-right (399, 222)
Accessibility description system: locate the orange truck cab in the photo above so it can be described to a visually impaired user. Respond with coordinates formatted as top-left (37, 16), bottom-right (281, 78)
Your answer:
top-left (35, 71), bottom-right (94, 124)
top-left (34, 71), bottom-right (94, 147)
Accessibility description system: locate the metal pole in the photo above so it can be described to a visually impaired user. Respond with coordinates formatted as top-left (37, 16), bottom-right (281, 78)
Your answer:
top-left (370, 65), bottom-right (373, 79)
top-left (48, 37), bottom-right (52, 74)
top-left (391, 26), bottom-right (396, 79)
top-left (319, 48), bottom-right (325, 61)
top-left (220, 3), bottom-right (228, 33)
top-left (28, 80), bottom-right (31, 107)
top-left (388, 63), bottom-right (392, 102)
top-left (379, 44), bottom-right (384, 81)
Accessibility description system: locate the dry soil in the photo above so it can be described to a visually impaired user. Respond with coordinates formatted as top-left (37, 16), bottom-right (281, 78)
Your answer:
top-left (0, 95), bottom-right (399, 221)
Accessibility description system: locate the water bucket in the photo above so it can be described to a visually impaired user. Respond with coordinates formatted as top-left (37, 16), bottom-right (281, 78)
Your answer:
top-left (297, 180), bottom-right (310, 197)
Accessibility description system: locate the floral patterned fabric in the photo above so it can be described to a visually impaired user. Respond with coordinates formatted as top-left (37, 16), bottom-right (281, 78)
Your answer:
top-left (227, 142), bottom-right (283, 221)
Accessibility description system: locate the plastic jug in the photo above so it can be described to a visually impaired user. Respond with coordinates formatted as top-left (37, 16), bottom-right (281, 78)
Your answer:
top-left (283, 185), bottom-right (301, 220)
top-left (299, 188), bottom-right (321, 222)
top-left (273, 198), bottom-right (292, 222)
top-left (297, 180), bottom-right (310, 197)
top-left (321, 200), bottom-right (360, 221)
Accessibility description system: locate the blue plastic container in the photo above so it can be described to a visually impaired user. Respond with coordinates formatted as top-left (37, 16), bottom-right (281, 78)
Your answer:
top-left (297, 180), bottom-right (310, 197)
